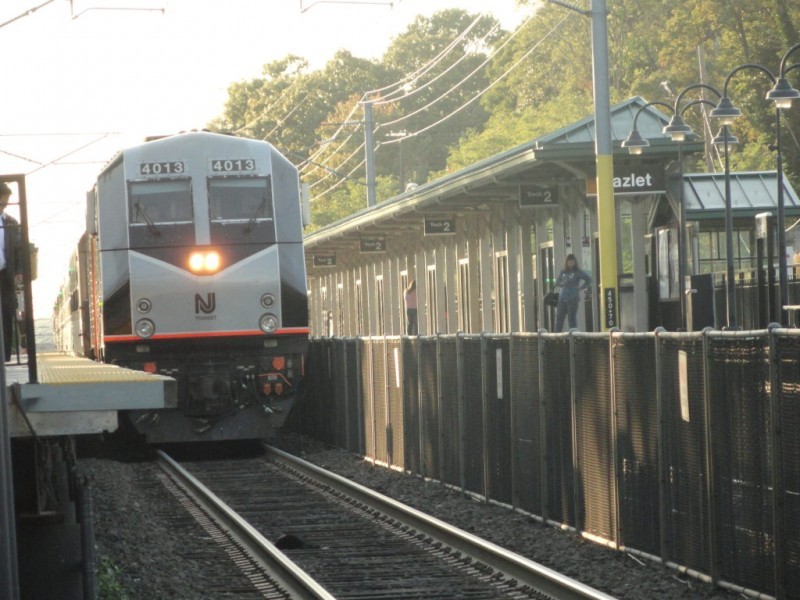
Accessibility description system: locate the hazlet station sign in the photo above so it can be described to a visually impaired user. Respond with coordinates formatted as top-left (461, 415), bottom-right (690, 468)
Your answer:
top-left (586, 167), bottom-right (665, 196)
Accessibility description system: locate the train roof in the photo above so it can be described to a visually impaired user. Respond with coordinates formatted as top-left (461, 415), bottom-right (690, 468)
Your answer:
top-left (97, 131), bottom-right (285, 178)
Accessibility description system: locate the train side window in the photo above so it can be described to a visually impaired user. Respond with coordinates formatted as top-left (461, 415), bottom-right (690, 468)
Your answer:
top-left (129, 180), bottom-right (193, 224)
top-left (208, 177), bottom-right (273, 221)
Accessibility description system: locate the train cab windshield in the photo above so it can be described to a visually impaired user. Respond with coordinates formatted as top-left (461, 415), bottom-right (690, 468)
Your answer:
top-left (128, 179), bottom-right (194, 248)
top-left (130, 180), bottom-right (193, 224)
top-left (209, 177), bottom-right (273, 221)
top-left (209, 177), bottom-right (275, 244)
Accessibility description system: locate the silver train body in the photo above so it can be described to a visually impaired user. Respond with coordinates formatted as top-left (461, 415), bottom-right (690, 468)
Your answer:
top-left (53, 132), bottom-right (309, 442)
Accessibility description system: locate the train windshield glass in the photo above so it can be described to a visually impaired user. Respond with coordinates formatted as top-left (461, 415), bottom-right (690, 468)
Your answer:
top-left (208, 177), bottom-right (273, 222)
top-left (129, 180), bottom-right (193, 224)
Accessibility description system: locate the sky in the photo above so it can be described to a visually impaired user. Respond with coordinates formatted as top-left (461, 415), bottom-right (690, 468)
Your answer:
top-left (0, 0), bottom-right (528, 317)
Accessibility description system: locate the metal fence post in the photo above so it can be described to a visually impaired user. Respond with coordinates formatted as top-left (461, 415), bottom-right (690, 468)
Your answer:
top-left (702, 327), bottom-right (719, 584)
top-left (538, 329), bottom-right (549, 524)
top-left (768, 324), bottom-right (787, 599)
top-left (340, 339), bottom-right (350, 452)
top-left (569, 330), bottom-right (581, 531)
top-left (356, 337), bottom-right (365, 456)
top-left (367, 338), bottom-right (376, 461)
top-left (436, 333), bottom-right (445, 483)
top-left (509, 333), bottom-right (518, 509)
top-left (609, 328), bottom-right (621, 547)
top-left (384, 335), bottom-right (391, 466)
top-left (481, 332), bottom-right (490, 501)
top-left (654, 327), bottom-right (669, 562)
top-left (456, 332), bottom-right (467, 494)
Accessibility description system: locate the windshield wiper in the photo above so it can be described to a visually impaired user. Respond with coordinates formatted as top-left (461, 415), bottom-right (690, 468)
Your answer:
top-left (135, 202), bottom-right (161, 238)
top-left (243, 196), bottom-right (268, 234)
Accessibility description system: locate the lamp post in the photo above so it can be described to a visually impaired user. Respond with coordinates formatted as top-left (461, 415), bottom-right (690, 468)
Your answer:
top-left (711, 55), bottom-right (800, 325)
top-left (769, 47), bottom-right (800, 322)
top-left (623, 91), bottom-right (719, 330)
top-left (710, 125), bottom-right (740, 328)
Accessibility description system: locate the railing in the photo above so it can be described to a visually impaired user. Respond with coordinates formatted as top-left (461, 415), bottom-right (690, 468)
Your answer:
top-left (291, 329), bottom-right (800, 600)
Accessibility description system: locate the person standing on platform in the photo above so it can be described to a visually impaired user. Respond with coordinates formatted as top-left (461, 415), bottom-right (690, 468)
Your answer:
top-left (0, 183), bottom-right (21, 362)
top-left (404, 279), bottom-right (418, 335)
top-left (555, 253), bottom-right (591, 332)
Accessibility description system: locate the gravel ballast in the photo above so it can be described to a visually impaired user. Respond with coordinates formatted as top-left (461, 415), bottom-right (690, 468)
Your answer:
top-left (80, 433), bottom-right (744, 599)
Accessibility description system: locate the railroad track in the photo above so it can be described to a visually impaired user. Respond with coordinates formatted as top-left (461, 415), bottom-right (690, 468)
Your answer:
top-left (155, 446), bottom-right (617, 600)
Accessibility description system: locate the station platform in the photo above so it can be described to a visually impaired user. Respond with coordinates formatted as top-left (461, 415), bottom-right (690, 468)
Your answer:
top-left (5, 353), bottom-right (177, 437)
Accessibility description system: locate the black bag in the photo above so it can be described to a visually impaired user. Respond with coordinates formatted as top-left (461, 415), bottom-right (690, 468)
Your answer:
top-left (544, 290), bottom-right (559, 307)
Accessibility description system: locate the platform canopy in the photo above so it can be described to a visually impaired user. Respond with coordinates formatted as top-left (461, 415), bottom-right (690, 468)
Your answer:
top-left (304, 96), bottom-right (697, 254)
top-left (672, 171), bottom-right (800, 219)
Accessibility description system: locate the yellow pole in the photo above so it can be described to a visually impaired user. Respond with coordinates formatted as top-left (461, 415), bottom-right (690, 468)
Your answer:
top-left (595, 154), bottom-right (618, 329)
top-left (590, 0), bottom-right (618, 330)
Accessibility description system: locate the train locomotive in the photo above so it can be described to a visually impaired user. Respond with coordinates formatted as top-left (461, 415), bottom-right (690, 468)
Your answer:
top-left (54, 131), bottom-right (309, 442)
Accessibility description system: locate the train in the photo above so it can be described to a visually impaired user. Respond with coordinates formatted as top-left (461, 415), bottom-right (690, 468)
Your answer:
top-left (53, 131), bottom-right (309, 443)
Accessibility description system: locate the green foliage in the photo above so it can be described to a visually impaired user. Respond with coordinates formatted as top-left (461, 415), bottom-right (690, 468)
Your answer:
top-left (97, 556), bottom-right (129, 600)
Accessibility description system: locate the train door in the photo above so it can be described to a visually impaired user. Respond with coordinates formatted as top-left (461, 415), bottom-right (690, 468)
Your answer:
top-left (538, 243), bottom-right (555, 331)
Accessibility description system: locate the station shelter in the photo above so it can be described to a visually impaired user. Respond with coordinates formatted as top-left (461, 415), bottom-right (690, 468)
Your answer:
top-left (303, 96), bottom-right (800, 336)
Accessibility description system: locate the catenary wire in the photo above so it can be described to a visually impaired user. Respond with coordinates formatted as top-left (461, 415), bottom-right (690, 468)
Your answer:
top-left (380, 11), bottom-right (572, 145)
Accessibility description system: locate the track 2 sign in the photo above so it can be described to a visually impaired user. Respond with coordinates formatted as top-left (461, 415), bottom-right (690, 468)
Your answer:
top-left (360, 237), bottom-right (386, 253)
top-left (519, 184), bottom-right (558, 207)
top-left (424, 218), bottom-right (455, 235)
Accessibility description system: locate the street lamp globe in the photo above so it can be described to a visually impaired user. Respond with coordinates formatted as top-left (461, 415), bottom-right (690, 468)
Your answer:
top-left (766, 77), bottom-right (800, 109)
top-left (709, 96), bottom-right (742, 125)
top-left (662, 113), bottom-right (693, 142)
top-left (712, 127), bottom-right (740, 147)
top-left (621, 129), bottom-right (649, 154)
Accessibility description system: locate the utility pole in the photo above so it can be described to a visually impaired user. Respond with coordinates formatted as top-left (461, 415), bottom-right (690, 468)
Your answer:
top-left (549, 0), bottom-right (619, 330)
top-left (590, 0), bottom-right (619, 330)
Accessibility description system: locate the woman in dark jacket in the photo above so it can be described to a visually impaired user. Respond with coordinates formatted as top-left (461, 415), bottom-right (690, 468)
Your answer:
top-left (554, 254), bottom-right (591, 332)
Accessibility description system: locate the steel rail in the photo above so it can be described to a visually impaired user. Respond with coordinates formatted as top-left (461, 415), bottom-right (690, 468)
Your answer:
top-left (265, 445), bottom-right (618, 600)
top-left (155, 450), bottom-right (335, 600)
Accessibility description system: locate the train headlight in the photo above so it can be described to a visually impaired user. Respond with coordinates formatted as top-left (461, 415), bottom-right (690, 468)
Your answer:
top-left (260, 293), bottom-right (275, 308)
top-left (136, 298), bottom-right (152, 313)
top-left (259, 314), bottom-right (278, 334)
top-left (188, 250), bottom-right (222, 274)
top-left (204, 251), bottom-right (221, 271)
top-left (135, 318), bottom-right (155, 339)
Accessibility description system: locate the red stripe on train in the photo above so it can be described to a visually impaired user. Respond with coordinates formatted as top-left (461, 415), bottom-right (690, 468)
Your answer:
top-left (104, 328), bottom-right (309, 343)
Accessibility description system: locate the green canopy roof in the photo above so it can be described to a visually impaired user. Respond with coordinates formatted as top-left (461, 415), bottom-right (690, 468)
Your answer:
top-left (673, 171), bottom-right (800, 219)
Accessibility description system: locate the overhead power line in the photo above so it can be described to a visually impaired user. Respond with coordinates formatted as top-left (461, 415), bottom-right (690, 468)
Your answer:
top-left (366, 13), bottom-right (486, 102)
top-left (26, 133), bottom-right (113, 175)
top-left (262, 91), bottom-right (314, 140)
top-left (301, 102), bottom-right (362, 175)
top-left (310, 141), bottom-right (366, 189)
top-left (302, 12), bottom-right (514, 181)
top-left (310, 158), bottom-right (367, 201)
top-left (370, 21), bottom-right (503, 108)
top-left (377, 11), bottom-right (537, 131)
top-left (380, 11), bottom-right (573, 146)
top-left (234, 78), bottom-right (303, 135)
